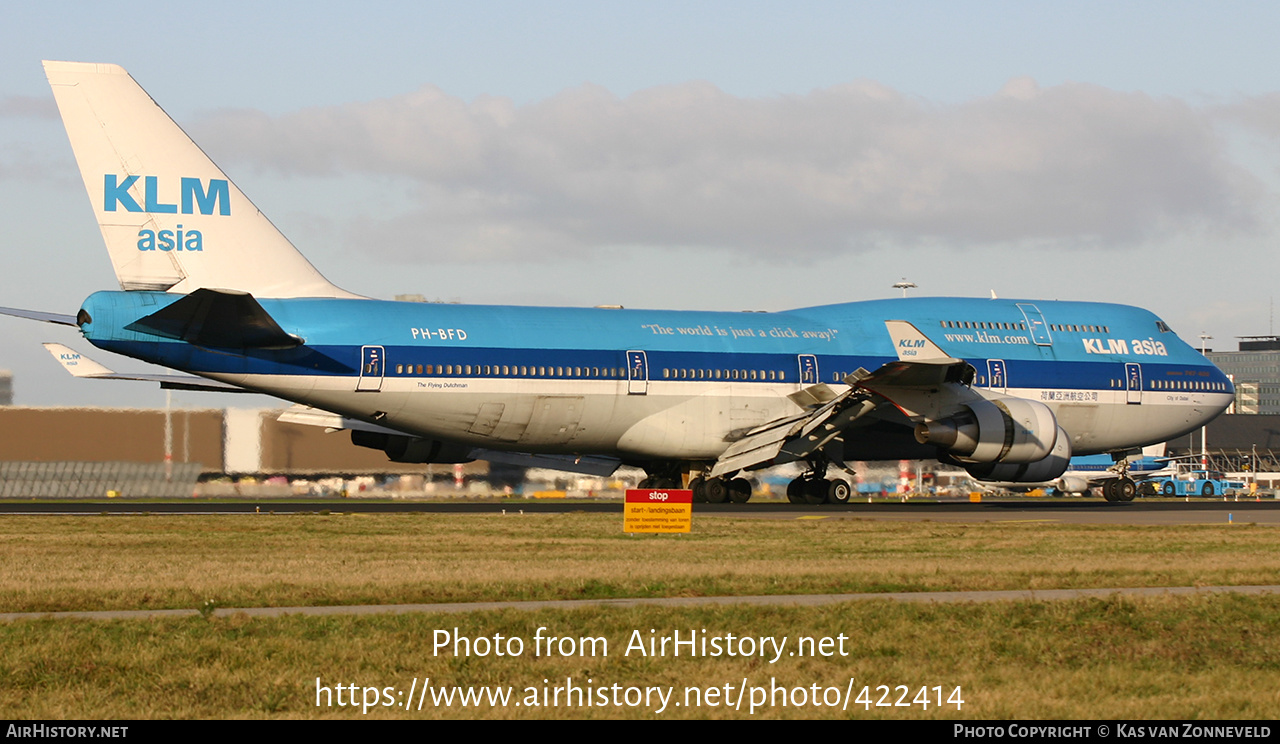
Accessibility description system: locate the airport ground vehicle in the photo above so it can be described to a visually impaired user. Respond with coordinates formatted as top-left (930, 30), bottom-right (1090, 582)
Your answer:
top-left (1142, 466), bottom-right (1246, 498)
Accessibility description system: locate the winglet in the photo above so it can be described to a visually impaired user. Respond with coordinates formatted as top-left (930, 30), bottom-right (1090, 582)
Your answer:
top-left (43, 342), bottom-right (114, 377)
top-left (884, 320), bottom-right (959, 363)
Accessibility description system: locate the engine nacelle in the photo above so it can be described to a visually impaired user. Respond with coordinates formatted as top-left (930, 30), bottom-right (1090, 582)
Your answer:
top-left (965, 425), bottom-right (1073, 483)
top-left (1055, 475), bottom-right (1091, 494)
top-left (915, 397), bottom-right (1059, 464)
top-left (351, 430), bottom-right (475, 464)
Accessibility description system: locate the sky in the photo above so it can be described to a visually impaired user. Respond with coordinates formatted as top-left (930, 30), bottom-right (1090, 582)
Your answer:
top-left (3, 0), bottom-right (1280, 409)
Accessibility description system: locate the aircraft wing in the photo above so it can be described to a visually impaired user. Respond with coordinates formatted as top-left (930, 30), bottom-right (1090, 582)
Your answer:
top-left (709, 320), bottom-right (977, 478)
top-left (42, 342), bottom-right (246, 393)
top-left (277, 406), bottom-right (624, 477)
top-left (0, 306), bottom-right (78, 326)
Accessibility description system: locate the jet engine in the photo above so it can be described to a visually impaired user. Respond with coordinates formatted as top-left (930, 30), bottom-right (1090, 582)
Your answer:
top-left (914, 397), bottom-right (1059, 464)
top-left (351, 430), bottom-right (475, 464)
top-left (965, 425), bottom-right (1073, 483)
top-left (1054, 475), bottom-right (1091, 494)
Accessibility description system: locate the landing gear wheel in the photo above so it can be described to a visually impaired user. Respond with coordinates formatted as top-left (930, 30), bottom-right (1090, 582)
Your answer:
top-left (689, 477), bottom-right (707, 503)
top-left (1102, 480), bottom-right (1118, 502)
top-left (1115, 477), bottom-right (1137, 502)
top-left (826, 479), bottom-right (852, 504)
top-left (704, 477), bottom-right (729, 504)
top-left (803, 476), bottom-right (828, 505)
top-left (728, 478), bottom-right (752, 504)
top-left (786, 478), bottom-right (805, 504)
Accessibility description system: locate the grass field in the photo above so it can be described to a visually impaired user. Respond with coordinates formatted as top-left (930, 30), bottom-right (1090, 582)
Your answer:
top-left (3, 511), bottom-right (1280, 718)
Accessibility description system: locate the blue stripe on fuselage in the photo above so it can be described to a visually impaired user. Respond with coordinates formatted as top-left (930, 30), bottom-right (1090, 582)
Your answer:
top-left (75, 291), bottom-right (1230, 391)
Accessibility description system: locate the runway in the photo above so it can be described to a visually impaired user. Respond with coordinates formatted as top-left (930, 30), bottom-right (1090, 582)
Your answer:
top-left (2, 497), bottom-right (1278, 524)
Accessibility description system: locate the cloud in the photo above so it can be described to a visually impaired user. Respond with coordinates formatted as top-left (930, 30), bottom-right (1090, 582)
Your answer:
top-left (189, 78), bottom-right (1264, 262)
top-left (0, 96), bottom-right (57, 119)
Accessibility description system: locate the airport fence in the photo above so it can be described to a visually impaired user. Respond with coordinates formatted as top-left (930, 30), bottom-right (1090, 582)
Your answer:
top-left (0, 461), bottom-right (203, 498)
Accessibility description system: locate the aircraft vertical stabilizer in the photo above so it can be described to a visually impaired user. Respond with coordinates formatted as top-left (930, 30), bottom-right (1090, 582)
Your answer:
top-left (43, 61), bottom-right (358, 299)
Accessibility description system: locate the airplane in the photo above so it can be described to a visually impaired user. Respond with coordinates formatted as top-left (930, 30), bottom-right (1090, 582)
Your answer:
top-left (1052, 444), bottom-right (1173, 500)
top-left (0, 61), bottom-right (1237, 504)
top-left (978, 444), bottom-right (1172, 501)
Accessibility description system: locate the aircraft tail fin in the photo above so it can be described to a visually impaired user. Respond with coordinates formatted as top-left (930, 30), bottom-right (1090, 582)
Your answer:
top-left (43, 61), bottom-right (358, 299)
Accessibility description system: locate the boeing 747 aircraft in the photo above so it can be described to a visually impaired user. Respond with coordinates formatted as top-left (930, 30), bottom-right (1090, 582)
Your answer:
top-left (0, 62), bottom-right (1235, 504)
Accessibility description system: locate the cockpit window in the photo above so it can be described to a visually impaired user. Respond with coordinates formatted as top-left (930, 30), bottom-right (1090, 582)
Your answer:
top-left (1156, 320), bottom-right (1172, 333)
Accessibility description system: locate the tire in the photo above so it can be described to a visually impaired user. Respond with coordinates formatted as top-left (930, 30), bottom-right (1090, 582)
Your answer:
top-left (1202, 482), bottom-right (1215, 497)
top-left (827, 479), bottom-right (852, 504)
top-left (705, 477), bottom-right (728, 503)
top-left (1116, 478), bottom-right (1137, 502)
top-left (728, 478), bottom-right (752, 504)
top-left (803, 477), bottom-right (828, 505)
top-left (786, 479), bottom-right (804, 504)
top-left (689, 477), bottom-right (707, 503)
top-left (1162, 481), bottom-right (1175, 497)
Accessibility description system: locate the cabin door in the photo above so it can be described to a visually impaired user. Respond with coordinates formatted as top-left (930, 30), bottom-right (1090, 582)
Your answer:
top-left (626, 350), bottom-right (649, 395)
top-left (1126, 363), bottom-right (1143, 405)
top-left (797, 354), bottom-right (819, 385)
top-left (987, 359), bottom-right (1007, 393)
top-left (1016, 303), bottom-right (1053, 346)
top-left (357, 345), bottom-right (385, 392)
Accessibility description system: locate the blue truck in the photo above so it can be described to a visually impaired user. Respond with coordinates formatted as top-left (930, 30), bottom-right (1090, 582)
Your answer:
top-left (1142, 466), bottom-right (1246, 498)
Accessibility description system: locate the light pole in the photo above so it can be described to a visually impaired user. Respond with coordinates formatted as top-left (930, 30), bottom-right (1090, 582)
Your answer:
top-left (1199, 333), bottom-right (1213, 466)
top-left (893, 279), bottom-right (917, 298)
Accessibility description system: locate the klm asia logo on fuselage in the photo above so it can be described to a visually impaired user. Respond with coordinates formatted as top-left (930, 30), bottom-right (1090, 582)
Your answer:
top-left (1082, 337), bottom-right (1168, 356)
top-left (102, 175), bottom-right (231, 252)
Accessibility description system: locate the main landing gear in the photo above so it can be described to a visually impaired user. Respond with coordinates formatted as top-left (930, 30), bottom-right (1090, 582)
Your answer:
top-left (689, 476), bottom-right (752, 504)
top-left (786, 474), bottom-right (853, 505)
top-left (786, 461), bottom-right (853, 505)
top-left (1101, 477), bottom-right (1137, 502)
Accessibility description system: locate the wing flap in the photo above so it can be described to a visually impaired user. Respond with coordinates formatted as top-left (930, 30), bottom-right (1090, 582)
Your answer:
top-left (710, 391), bottom-right (878, 478)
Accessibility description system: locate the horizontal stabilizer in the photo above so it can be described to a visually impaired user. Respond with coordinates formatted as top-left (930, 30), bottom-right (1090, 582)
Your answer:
top-left (42, 342), bottom-right (245, 392)
top-left (0, 306), bottom-right (78, 326)
top-left (125, 288), bottom-right (302, 349)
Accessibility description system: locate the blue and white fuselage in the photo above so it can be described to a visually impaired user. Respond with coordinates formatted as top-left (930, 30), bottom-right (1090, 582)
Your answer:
top-left (76, 290), bottom-right (1231, 464)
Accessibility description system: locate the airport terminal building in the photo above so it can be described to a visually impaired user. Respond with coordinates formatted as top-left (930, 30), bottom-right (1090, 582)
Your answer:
top-left (1205, 336), bottom-right (1280, 415)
